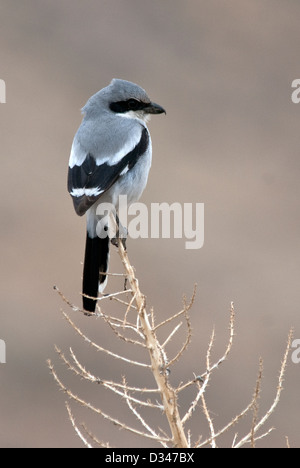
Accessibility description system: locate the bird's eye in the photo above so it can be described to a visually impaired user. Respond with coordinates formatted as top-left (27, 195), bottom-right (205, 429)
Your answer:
top-left (127, 99), bottom-right (139, 110)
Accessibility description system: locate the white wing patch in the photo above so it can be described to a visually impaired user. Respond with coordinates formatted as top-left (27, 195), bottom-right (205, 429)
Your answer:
top-left (70, 187), bottom-right (104, 197)
top-left (69, 125), bottom-right (143, 169)
top-left (69, 140), bottom-right (87, 169)
top-left (119, 165), bottom-right (130, 176)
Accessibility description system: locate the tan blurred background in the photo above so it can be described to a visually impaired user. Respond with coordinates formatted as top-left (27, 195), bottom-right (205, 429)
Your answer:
top-left (1, 0), bottom-right (300, 448)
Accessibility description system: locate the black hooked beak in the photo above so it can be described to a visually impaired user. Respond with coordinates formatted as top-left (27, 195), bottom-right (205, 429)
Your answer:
top-left (144, 101), bottom-right (166, 115)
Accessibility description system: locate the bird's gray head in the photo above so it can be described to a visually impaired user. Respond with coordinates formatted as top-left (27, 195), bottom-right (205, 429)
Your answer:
top-left (82, 79), bottom-right (166, 123)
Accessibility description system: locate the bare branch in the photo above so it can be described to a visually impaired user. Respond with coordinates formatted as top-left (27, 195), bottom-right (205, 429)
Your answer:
top-left (80, 423), bottom-right (111, 448)
top-left (234, 328), bottom-right (293, 448)
top-left (62, 310), bottom-right (150, 368)
top-left (251, 358), bottom-right (264, 448)
top-left (197, 397), bottom-right (255, 448)
top-left (122, 377), bottom-right (169, 448)
top-left (168, 310), bottom-right (193, 368)
top-left (48, 359), bottom-right (169, 443)
top-left (51, 239), bottom-right (292, 449)
top-left (116, 240), bottom-right (189, 448)
top-left (154, 285), bottom-right (197, 332)
top-left (201, 391), bottom-right (217, 448)
top-left (101, 310), bottom-right (146, 347)
top-left (181, 327), bottom-right (216, 425)
top-left (65, 402), bottom-right (93, 448)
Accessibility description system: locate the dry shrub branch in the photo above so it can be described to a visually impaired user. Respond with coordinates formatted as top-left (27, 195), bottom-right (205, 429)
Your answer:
top-left (49, 240), bottom-right (293, 448)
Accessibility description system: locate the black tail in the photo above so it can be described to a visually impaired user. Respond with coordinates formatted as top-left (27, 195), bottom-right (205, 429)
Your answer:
top-left (82, 233), bottom-right (109, 312)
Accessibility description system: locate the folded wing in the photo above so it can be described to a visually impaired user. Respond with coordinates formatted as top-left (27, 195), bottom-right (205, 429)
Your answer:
top-left (68, 126), bottom-right (149, 216)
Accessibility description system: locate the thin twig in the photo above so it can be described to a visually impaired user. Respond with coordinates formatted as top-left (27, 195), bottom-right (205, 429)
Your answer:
top-left (122, 377), bottom-right (169, 448)
top-left (181, 328), bottom-right (215, 425)
top-left (197, 397), bottom-right (255, 448)
top-left (251, 358), bottom-right (264, 448)
top-left (168, 310), bottom-right (192, 367)
top-left (234, 329), bottom-right (293, 448)
top-left (153, 285), bottom-right (197, 332)
top-left (201, 391), bottom-right (217, 448)
top-left (161, 322), bottom-right (182, 349)
top-left (62, 310), bottom-right (150, 368)
top-left (81, 423), bottom-right (111, 448)
top-left (48, 360), bottom-right (169, 443)
top-left (65, 402), bottom-right (92, 448)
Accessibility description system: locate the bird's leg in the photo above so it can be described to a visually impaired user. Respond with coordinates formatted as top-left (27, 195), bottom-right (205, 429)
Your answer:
top-left (111, 213), bottom-right (127, 250)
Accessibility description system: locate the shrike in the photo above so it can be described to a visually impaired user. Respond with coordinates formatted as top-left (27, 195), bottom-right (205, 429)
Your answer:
top-left (68, 79), bottom-right (165, 312)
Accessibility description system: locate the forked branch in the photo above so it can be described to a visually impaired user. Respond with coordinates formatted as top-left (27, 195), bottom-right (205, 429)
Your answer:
top-left (49, 241), bottom-right (293, 448)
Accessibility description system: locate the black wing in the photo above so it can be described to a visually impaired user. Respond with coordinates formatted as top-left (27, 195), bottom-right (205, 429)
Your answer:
top-left (68, 127), bottom-right (149, 216)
